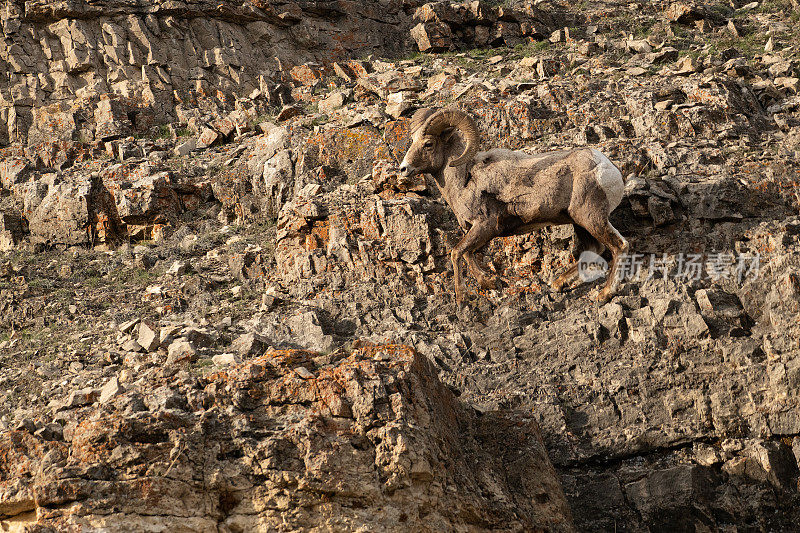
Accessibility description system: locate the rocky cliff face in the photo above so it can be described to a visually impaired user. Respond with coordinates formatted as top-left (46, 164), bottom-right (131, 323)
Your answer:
top-left (2, 0), bottom-right (800, 531)
top-left (0, 0), bottom-right (413, 146)
top-left (0, 343), bottom-right (573, 531)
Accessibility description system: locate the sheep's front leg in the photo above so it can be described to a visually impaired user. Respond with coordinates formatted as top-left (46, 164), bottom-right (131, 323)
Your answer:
top-left (552, 262), bottom-right (580, 292)
top-left (451, 221), bottom-right (498, 305)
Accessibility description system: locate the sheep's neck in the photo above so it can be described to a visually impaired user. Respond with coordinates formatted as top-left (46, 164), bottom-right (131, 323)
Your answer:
top-left (432, 163), bottom-right (463, 193)
top-left (431, 162), bottom-right (471, 227)
top-left (432, 137), bottom-right (470, 196)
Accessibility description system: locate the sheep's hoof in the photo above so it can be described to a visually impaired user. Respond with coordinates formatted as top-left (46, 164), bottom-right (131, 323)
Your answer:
top-left (552, 275), bottom-right (574, 292)
top-left (454, 289), bottom-right (465, 307)
top-left (596, 288), bottom-right (613, 303)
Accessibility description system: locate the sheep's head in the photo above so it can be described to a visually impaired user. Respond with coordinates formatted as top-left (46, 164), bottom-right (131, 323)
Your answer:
top-left (399, 108), bottom-right (481, 178)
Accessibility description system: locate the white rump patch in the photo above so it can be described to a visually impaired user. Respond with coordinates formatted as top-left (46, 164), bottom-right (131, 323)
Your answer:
top-left (590, 148), bottom-right (624, 211)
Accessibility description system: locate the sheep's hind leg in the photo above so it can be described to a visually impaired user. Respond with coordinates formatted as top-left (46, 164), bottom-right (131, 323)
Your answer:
top-left (465, 252), bottom-right (498, 290)
top-left (591, 222), bottom-right (629, 302)
top-left (451, 221), bottom-right (499, 305)
top-left (553, 225), bottom-right (605, 292)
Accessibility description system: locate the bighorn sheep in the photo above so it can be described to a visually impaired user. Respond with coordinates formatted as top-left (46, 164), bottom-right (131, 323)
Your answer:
top-left (399, 107), bottom-right (628, 305)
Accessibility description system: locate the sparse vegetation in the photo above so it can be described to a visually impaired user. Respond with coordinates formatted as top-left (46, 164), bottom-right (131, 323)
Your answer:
top-left (677, 48), bottom-right (702, 59)
top-left (717, 31), bottom-right (766, 57)
top-left (754, 0), bottom-right (797, 14)
top-left (310, 115), bottom-right (330, 127)
top-left (2, 1), bottom-right (800, 531)
top-left (514, 40), bottom-right (549, 57)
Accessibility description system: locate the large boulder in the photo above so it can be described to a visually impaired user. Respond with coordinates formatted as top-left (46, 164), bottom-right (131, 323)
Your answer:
top-left (27, 176), bottom-right (92, 246)
top-left (0, 159), bottom-right (30, 189)
top-left (0, 210), bottom-right (25, 251)
top-left (410, 1), bottom-right (557, 51)
top-left (0, 344), bottom-right (574, 532)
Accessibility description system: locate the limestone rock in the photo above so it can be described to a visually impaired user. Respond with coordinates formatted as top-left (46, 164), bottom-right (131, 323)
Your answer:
top-left (174, 138), bottom-right (196, 157)
top-left (0, 345), bottom-right (574, 532)
top-left (375, 199), bottom-right (433, 264)
top-left (0, 211), bottom-right (25, 251)
top-left (276, 105), bottom-right (303, 122)
top-left (28, 176), bottom-right (92, 246)
top-left (99, 377), bottom-right (125, 404)
top-left (0, 159), bottom-right (29, 189)
top-left (196, 128), bottom-right (220, 149)
top-left (166, 338), bottom-right (197, 365)
top-left (286, 310), bottom-right (335, 352)
top-left (64, 387), bottom-right (99, 409)
top-left (212, 353), bottom-right (240, 366)
top-left (666, 2), bottom-right (707, 24)
top-left (411, 21), bottom-right (454, 52)
top-left (231, 332), bottom-right (268, 356)
top-left (318, 91), bottom-right (348, 115)
top-left (137, 321), bottom-right (160, 352)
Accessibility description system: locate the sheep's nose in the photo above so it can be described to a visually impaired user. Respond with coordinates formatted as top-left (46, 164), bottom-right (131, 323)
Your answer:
top-left (399, 163), bottom-right (408, 174)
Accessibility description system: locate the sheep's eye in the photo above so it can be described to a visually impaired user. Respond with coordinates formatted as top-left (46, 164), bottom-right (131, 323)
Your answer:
top-left (423, 140), bottom-right (434, 148)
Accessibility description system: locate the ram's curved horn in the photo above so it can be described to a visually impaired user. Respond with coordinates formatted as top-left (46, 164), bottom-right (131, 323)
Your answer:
top-left (422, 108), bottom-right (481, 167)
top-left (409, 108), bottom-right (436, 133)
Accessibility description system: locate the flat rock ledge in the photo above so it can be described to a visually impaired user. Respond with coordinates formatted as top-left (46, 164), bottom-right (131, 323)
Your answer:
top-left (0, 343), bottom-right (573, 532)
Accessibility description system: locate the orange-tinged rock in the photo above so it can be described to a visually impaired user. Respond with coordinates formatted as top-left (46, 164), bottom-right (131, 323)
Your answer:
top-left (0, 344), bottom-right (573, 531)
top-left (289, 64), bottom-right (326, 87)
